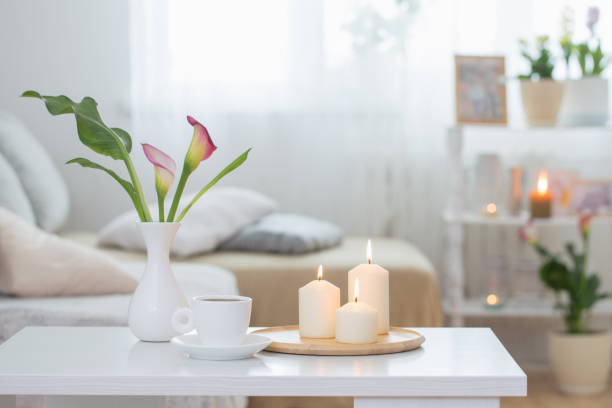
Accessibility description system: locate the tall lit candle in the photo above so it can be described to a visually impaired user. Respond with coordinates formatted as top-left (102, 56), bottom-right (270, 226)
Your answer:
top-left (347, 240), bottom-right (389, 334)
top-left (530, 171), bottom-right (552, 218)
top-left (299, 265), bottom-right (340, 338)
top-left (336, 279), bottom-right (378, 344)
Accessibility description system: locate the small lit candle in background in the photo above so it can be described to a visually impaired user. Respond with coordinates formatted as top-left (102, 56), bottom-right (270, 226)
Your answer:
top-left (484, 202), bottom-right (498, 217)
top-left (335, 279), bottom-right (378, 344)
top-left (299, 265), bottom-right (340, 338)
top-left (347, 240), bottom-right (390, 334)
top-left (530, 171), bottom-right (552, 218)
top-left (484, 293), bottom-right (503, 309)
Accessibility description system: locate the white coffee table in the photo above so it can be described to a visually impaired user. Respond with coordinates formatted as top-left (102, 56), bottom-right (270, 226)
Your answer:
top-left (0, 327), bottom-right (525, 408)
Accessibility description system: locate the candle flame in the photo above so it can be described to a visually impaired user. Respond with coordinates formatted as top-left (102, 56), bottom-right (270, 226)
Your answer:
top-left (317, 264), bottom-right (323, 281)
top-left (354, 278), bottom-right (360, 303)
top-left (486, 293), bottom-right (499, 306)
top-left (537, 171), bottom-right (548, 195)
top-left (485, 203), bottom-right (497, 215)
top-left (366, 239), bottom-right (372, 264)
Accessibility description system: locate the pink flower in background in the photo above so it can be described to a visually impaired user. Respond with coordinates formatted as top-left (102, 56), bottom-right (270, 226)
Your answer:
top-left (184, 115), bottom-right (217, 174)
top-left (519, 220), bottom-right (537, 245)
top-left (142, 143), bottom-right (176, 198)
top-left (587, 6), bottom-right (599, 36)
top-left (579, 213), bottom-right (593, 239)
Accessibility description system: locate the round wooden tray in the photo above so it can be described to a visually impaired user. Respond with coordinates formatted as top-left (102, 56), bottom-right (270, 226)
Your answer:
top-left (251, 326), bottom-right (425, 356)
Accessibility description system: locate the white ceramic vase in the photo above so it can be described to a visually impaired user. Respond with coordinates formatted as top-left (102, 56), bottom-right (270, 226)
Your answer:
top-left (558, 77), bottom-right (609, 126)
top-left (549, 330), bottom-right (612, 395)
top-left (128, 222), bottom-right (187, 342)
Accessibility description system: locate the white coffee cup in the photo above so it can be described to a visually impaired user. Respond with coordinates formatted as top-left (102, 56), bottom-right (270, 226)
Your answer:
top-left (172, 295), bottom-right (252, 346)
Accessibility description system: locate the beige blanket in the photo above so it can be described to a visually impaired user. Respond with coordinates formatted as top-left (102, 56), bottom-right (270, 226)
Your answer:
top-left (64, 233), bottom-right (442, 327)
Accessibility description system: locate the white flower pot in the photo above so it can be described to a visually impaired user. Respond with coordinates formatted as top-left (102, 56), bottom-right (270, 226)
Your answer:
top-left (559, 77), bottom-right (609, 126)
top-left (128, 222), bottom-right (187, 342)
top-left (548, 330), bottom-right (612, 395)
top-left (520, 79), bottom-right (565, 126)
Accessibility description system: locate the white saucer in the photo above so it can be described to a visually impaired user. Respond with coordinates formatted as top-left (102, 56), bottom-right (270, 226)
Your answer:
top-left (171, 333), bottom-right (272, 360)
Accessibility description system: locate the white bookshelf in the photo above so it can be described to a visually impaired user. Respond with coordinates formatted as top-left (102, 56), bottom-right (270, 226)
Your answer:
top-left (443, 124), bottom-right (612, 326)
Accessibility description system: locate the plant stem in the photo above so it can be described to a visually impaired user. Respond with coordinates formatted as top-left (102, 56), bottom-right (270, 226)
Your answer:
top-left (175, 149), bottom-right (251, 222)
top-left (104, 125), bottom-right (152, 222)
top-left (167, 170), bottom-right (188, 222)
top-left (158, 195), bottom-right (165, 222)
top-left (123, 155), bottom-right (153, 222)
top-left (176, 178), bottom-right (213, 222)
top-left (133, 193), bottom-right (146, 222)
top-left (567, 312), bottom-right (583, 334)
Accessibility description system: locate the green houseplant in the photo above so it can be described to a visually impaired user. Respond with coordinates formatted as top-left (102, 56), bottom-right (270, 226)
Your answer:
top-left (518, 36), bottom-right (555, 81)
top-left (557, 6), bottom-right (610, 126)
top-left (520, 215), bottom-right (611, 394)
top-left (517, 36), bottom-right (564, 126)
top-left (22, 91), bottom-right (251, 342)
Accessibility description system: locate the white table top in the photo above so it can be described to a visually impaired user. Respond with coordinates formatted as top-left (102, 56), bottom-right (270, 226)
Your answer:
top-left (0, 327), bottom-right (526, 397)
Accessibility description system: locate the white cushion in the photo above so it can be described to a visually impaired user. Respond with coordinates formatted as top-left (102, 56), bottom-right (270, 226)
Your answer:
top-left (0, 207), bottom-right (137, 297)
top-left (98, 187), bottom-right (278, 257)
top-left (0, 152), bottom-right (36, 223)
top-left (220, 213), bottom-right (343, 254)
top-left (0, 111), bottom-right (69, 231)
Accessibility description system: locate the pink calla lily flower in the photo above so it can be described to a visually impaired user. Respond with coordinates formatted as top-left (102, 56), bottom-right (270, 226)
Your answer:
top-left (142, 143), bottom-right (176, 199)
top-left (519, 220), bottom-right (538, 245)
top-left (184, 115), bottom-right (217, 174)
top-left (579, 213), bottom-right (593, 239)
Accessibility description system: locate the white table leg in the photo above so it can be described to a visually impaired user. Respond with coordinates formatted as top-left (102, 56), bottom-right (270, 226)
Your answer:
top-left (354, 397), bottom-right (500, 408)
top-left (0, 396), bottom-right (15, 408)
top-left (45, 396), bottom-right (165, 408)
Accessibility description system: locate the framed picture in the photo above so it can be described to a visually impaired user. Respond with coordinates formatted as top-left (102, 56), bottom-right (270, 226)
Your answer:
top-left (548, 169), bottom-right (580, 216)
top-left (455, 55), bottom-right (507, 124)
top-left (571, 179), bottom-right (612, 214)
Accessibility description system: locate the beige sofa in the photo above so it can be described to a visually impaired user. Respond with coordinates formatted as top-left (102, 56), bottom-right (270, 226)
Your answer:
top-left (64, 233), bottom-right (442, 327)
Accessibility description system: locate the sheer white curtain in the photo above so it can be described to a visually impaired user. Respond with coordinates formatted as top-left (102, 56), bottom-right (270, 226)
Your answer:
top-left (129, 0), bottom-right (612, 273)
top-left (130, 0), bottom-right (453, 271)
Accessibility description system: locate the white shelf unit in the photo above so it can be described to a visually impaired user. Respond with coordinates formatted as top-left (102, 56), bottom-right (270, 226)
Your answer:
top-left (442, 298), bottom-right (612, 319)
top-left (443, 212), bottom-right (582, 226)
top-left (443, 124), bottom-right (612, 326)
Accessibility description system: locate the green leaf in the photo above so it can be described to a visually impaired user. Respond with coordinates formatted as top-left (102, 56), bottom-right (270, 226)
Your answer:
top-left (24, 90), bottom-right (152, 222)
top-left (534, 244), bottom-right (551, 258)
top-left (66, 158), bottom-right (135, 196)
top-left (21, 91), bottom-right (74, 115)
top-left (111, 127), bottom-right (132, 153)
top-left (72, 97), bottom-right (128, 159)
top-left (539, 258), bottom-right (570, 291)
top-left (66, 157), bottom-right (145, 221)
top-left (175, 148), bottom-right (251, 222)
top-left (597, 292), bottom-right (612, 301)
top-left (22, 91), bottom-right (132, 159)
top-left (581, 275), bottom-right (601, 308)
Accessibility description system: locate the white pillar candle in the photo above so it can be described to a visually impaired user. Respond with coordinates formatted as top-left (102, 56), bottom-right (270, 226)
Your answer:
top-left (347, 239), bottom-right (389, 334)
top-left (299, 265), bottom-right (340, 338)
top-left (336, 279), bottom-right (378, 344)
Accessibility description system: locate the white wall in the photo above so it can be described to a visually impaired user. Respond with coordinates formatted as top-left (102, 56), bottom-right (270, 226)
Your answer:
top-left (0, 0), bottom-right (132, 231)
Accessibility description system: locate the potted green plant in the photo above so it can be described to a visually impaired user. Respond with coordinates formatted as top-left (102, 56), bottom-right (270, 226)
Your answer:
top-left (558, 6), bottom-right (610, 126)
top-left (520, 215), bottom-right (611, 395)
top-left (518, 35), bottom-right (565, 126)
